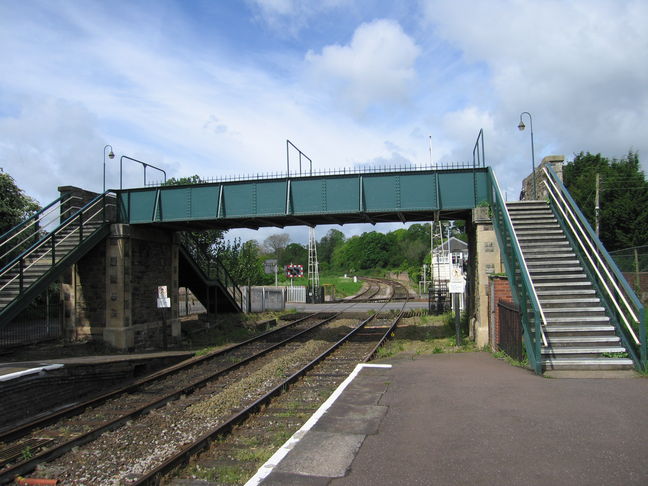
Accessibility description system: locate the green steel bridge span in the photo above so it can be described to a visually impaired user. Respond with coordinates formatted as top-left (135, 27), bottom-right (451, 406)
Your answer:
top-left (117, 166), bottom-right (489, 230)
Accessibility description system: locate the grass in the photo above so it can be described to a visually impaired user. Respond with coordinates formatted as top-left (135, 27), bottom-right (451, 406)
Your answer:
top-left (374, 312), bottom-right (476, 359)
top-left (319, 275), bottom-right (363, 297)
top-left (491, 349), bottom-right (529, 369)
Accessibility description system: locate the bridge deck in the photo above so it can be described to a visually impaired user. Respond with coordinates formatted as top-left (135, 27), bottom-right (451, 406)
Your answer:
top-left (117, 167), bottom-right (489, 230)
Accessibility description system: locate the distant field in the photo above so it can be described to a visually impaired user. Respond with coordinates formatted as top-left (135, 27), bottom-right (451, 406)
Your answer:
top-left (319, 275), bottom-right (363, 297)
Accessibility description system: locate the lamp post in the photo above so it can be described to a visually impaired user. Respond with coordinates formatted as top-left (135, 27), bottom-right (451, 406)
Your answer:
top-left (103, 144), bottom-right (114, 192)
top-left (518, 112), bottom-right (536, 199)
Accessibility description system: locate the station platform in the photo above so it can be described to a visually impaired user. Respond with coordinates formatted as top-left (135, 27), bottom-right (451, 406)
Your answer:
top-left (248, 352), bottom-right (648, 486)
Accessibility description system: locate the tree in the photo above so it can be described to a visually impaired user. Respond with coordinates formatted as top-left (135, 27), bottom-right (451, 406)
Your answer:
top-left (279, 242), bottom-right (307, 267)
top-left (318, 229), bottom-right (345, 266)
top-left (0, 170), bottom-right (40, 235)
top-left (564, 152), bottom-right (648, 251)
top-left (263, 233), bottom-right (290, 258)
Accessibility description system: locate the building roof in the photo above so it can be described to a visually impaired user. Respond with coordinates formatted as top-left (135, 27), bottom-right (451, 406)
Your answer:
top-left (433, 236), bottom-right (468, 253)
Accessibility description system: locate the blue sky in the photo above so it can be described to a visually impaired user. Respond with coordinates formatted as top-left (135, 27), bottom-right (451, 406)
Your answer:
top-left (1, 0), bottom-right (647, 245)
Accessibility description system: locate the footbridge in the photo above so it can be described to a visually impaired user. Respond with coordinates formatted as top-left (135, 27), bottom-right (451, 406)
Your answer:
top-left (118, 166), bottom-right (488, 230)
top-left (1, 161), bottom-right (646, 375)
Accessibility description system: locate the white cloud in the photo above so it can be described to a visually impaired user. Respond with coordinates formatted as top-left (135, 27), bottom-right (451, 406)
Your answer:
top-left (421, 0), bottom-right (648, 172)
top-left (306, 19), bottom-right (421, 114)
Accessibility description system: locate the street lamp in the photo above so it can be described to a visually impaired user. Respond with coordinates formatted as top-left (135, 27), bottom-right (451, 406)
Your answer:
top-left (518, 112), bottom-right (536, 199)
top-left (103, 144), bottom-right (114, 193)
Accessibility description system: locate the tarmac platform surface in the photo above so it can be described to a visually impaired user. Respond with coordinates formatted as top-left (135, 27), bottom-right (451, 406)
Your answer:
top-left (250, 352), bottom-right (648, 486)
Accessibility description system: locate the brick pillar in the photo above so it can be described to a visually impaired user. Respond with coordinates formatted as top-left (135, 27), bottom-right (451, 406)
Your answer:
top-left (471, 207), bottom-right (505, 348)
top-left (488, 275), bottom-right (513, 350)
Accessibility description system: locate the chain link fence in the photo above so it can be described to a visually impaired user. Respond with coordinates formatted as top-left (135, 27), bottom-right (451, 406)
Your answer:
top-left (610, 245), bottom-right (648, 305)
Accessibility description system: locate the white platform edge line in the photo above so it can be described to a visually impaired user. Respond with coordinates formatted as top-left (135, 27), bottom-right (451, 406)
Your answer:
top-left (244, 363), bottom-right (392, 486)
top-left (0, 364), bottom-right (64, 382)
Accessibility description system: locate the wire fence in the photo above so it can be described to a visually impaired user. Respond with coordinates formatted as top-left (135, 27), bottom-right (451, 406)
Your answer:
top-left (610, 245), bottom-right (648, 305)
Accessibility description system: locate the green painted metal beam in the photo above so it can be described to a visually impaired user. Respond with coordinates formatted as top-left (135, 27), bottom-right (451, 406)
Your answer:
top-left (117, 168), bottom-right (490, 229)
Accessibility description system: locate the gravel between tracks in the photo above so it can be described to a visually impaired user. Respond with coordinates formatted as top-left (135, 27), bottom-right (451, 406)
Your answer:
top-left (32, 320), bottom-right (359, 485)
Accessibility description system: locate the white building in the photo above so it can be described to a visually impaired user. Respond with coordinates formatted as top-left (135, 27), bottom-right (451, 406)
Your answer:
top-left (431, 237), bottom-right (468, 283)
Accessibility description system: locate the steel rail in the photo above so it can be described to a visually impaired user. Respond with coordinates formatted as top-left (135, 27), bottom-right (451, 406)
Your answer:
top-left (0, 313), bottom-right (347, 484)
top-left (0, 300), bottom-right (374, 484)
top-left (0, 312), bottom-right (326, 445)
top-left (131, 295), bottom-right (407, 485)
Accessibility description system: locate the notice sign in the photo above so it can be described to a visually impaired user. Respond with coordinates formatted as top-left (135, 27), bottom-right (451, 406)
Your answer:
top-left (449, 267), bottom-right (466, 294)
top-left (157, 285), bottom-right (171, 308)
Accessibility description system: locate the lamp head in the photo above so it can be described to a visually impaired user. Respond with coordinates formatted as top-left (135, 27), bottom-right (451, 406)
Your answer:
top-left (108, 150), bottom-right (115, 159)
top-left (517, 121), bottom-right (526, 131)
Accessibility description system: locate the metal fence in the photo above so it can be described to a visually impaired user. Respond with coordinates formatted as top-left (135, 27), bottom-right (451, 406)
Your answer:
top-left (0, 286), bottom-right (62, 349)
top-left (286, 285), bottom-right (306, 303)
top-left (497, 299), bottom-right (523, 362)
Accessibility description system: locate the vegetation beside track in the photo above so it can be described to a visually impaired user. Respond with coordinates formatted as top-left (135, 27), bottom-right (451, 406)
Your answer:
top-left (374, 312), bottom-right (476, 359)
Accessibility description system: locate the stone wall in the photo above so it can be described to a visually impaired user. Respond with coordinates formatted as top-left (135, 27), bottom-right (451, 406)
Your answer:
top-left (520, 155), bottom-right (564, 200)
top-left (470, 207), bottom-right (505, 347)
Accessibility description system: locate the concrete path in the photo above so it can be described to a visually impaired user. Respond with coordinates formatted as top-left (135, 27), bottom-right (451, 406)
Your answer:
top-left (256, 352), bottom-right (648, 486)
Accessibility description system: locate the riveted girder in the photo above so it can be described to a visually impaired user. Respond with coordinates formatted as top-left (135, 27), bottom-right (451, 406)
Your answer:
top-left (117, 168), bottom-right (489, 230)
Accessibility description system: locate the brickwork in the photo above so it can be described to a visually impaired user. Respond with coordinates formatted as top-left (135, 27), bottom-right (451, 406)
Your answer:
top-left (488, 275), bottom-right (513, 350)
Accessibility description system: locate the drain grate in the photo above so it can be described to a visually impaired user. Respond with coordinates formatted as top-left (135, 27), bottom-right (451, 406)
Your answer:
top-left (0, 438), bottom-right (53, 466)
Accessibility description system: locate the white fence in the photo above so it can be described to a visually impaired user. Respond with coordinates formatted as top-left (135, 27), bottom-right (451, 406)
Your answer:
top-left (286, 285), bottom-right (306, 303)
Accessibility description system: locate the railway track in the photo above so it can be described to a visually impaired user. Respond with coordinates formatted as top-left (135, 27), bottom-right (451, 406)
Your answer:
top-left (4, 281), bottom-right (410, 485)
top-left (0, 309), bottom-right (361, 484)
top-left (141, 298), bottom-right (408, 485)
top-left (347, 277), bottom-right (411, 302)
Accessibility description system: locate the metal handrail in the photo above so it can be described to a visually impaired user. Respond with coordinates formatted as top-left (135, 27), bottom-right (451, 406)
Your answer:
top-left (490, 169), bottom-right (547, 347)
top-left (543, 166), bottom-right (642, 344)
top-left (0, 192), bottom-right (115, 293)
top-left (286, 140), bottom-right (313, 176)
top-left (140, 162), bottom-right (483, 188)
top-left (472, 128), bottom-right (485, 168)
top-left (0, 195), bottom-right (80, 261)
top-left (179, 233), bottom-right (243, 310)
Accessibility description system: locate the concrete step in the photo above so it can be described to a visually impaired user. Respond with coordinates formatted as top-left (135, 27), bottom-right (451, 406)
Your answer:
top-left (544, 315), bottom-right (610, 325)
top-left (543, 307), bottom-right (607, 318)
top-left (544, 325), bottom-right (616, 335)
top-left (532, 274), bottom-right (588, 282)
top-left (516, 229), bottom-right (564, 236)
top-left (534, 281), bottom-right (593, 290)
top-left (542, 346), bottom-right (627, 358)
top-left (542, 357), bottom-right (634, 371)
top-left (546, 335), bottom-right (621, 347)
top-left (519, 241), bottom-right (571, 249)
top-left (526, 260), bottom-right (581, 267)
top-left (536, 289), bottom-right (596, 297)
top-left (528, 266), bottom-right (583, 273)
top-left (540, 298), bottom-right (601, 308)
top-left (523, 253), bottom-right (577, 261)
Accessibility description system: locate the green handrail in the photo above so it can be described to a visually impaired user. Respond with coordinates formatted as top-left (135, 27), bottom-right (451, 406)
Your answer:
top-left (543, 165), bottom-right (646, 370)
top-left (487, 168), bottom-right (544, 374)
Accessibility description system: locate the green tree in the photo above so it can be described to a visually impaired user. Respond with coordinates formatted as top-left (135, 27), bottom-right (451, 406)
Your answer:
top-left (279, 242), bottom-right (308, 267)
top-left (0, 170), bottom-right (40, 235)
top-left (564, 152), bottom-right (648, 251)
top-left (318, 229), bottom-right (345, 266)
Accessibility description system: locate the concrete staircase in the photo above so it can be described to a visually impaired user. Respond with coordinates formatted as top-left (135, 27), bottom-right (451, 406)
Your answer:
top-left (507, 200), bottom-right (634, 371)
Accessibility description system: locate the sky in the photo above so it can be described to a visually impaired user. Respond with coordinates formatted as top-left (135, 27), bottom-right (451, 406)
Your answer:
top-left (1, 0), bottom-right (647, 245)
